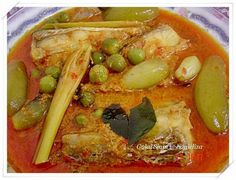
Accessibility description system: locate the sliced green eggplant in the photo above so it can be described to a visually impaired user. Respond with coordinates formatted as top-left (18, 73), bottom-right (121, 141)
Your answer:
top-left (103, 7), bottom-right (159, 22)
top-left (7, 61), bottom-right (28, 116)
top-left (12, 94), bottom-right (51, 130)
top-left (194, 56), bottom-right (228, 133)
top-left (122, 59), bottom-right (169, 89)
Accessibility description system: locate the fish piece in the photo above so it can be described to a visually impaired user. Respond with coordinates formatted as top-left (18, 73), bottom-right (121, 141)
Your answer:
top-left (31, 25), bottom-right (149, 69)
top-left (145, 101), bottom-right (192, 145)
top-left (62, 133), bottom-right (109, 163)
top-left (128, 101), bottom-right (193, 166)
top-left (128, 128), bottom-right (191, 166)
top-left (61, 126), bottom-right (127, 164)
top-left (122, 24), bottom-right (189, 59)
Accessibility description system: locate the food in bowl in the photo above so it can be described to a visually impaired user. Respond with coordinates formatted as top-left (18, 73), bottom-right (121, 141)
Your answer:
top-left (7, 7), bottom-right (229, 173)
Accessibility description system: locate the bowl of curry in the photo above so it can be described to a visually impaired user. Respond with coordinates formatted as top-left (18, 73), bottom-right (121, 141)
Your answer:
top-left (7, 7), bottom-right (229, 173)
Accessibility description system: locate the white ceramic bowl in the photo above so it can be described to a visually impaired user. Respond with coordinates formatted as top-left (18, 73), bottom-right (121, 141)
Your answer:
top-left (7, 7), bottom-right (229, 173)
top-left (7, 7), bottom-right (229, 52)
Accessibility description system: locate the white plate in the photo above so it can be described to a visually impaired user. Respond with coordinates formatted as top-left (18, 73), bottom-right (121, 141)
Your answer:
top-left (7, 7), bottom-right (229, 173)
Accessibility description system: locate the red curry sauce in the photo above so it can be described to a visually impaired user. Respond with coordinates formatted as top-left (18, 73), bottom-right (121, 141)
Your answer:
top-left (7, 8), bottom-right (229, 173)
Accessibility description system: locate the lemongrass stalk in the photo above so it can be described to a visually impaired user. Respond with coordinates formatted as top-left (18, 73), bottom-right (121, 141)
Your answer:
top-left (33, 44), bottom-right (92, 164)
top-left (42, 21), bottom-right (144, 29)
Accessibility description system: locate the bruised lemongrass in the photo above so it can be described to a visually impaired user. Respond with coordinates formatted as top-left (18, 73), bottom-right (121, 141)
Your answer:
top-left (33, 44), bottom-right (92, 164)
top-left (42, 21), bottom-right (145, 29)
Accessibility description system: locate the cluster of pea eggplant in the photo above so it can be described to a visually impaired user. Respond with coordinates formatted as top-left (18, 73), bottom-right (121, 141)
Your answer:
top-left (75, 38), bottom-right (145, 104)
top-left (72, 38), bottom-right (146, 126)
top-left (88, 38), bottom-right (146, 84)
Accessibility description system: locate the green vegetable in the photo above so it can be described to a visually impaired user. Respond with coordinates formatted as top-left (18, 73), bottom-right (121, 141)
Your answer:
top-left (92, 52), bottom-right (105, 64)
top-left (102, 104), bottom-right (129, 139)
top-left (92, 108), bottom-right (104, 118)
top-left (128, 97), bottom-right (156, 144)
top-left (33, 45), bottom-right (92, 164)
top-left (102, 38), bottom-right (121, 55)
top-left (31, 68), bottom-right (40, 78)
top-left (75, 114), bottom-right (88, 127)
top-left (39, 75), bottom-right (57, 93)
top-left (45, 66), bottom-right (61, 79)
top-left (89, 64), bottom-right (109, 83)
top-left (101, 97), bottom-right (156, 144)
top-left (106, 54), bottom-right (127, 72)
top-left (7, 61), bottom-right (28, 116)
top-left (80, 91), bottom-right (95, 107)
top-left (46, 18), bottom-right (58, 24)
top-left (127, 48), bottom-right (145, 65)
top-left (122, 59), bottom-right (169, 89)
top-left (175, 56), bottom-right (201, 82)
top-left (12, 94), bottom-right (51, 130)
top-left (57, 12), bottom-right (70, 23)
top-left (42, 21), bottom-right (144, 29)
top-left (194, 56), bottom-right (228, 133)
top-left (103, 7), bottom-right (159, 22)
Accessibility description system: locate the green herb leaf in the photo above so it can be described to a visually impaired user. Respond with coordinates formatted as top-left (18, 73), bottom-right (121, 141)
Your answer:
top-left (102, 97), bottom-right (156, 144)
top-left (102, 104), bottom-right (129, 139)
top-left (128, 97), bottom-right (157, 144)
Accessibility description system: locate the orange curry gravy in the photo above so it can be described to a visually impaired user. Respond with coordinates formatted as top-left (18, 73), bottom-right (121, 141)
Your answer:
top-left (7, 8), bottom-right (229, 172)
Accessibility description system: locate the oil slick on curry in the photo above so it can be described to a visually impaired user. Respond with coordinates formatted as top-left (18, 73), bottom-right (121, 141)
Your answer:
top-left (7, 7), bottom-right (229, 173)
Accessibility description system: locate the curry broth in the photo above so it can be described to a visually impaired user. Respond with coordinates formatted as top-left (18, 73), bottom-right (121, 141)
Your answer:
top-left (8, 8), bottom-right (228, 172)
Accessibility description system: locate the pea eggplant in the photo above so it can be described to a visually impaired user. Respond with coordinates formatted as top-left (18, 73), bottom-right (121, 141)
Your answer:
top-left (7, 61), bottom-right (28, 116)
top-left (12, 94), bottom-right (51, 130)
top-left (194, 56), bottom-right (228, 133)
top-left (128, 48), bottom-right (145, 65)
top-left (39, 75), bottom-right (57, 93)
top-left (79, 91), bottom-right (95, 107)
top-left (102, 38), bottom-right (121, 55)
top-left (106, 54), bottom-right (127, 72)
top-left (89, 64), bottom-right (109, 83)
